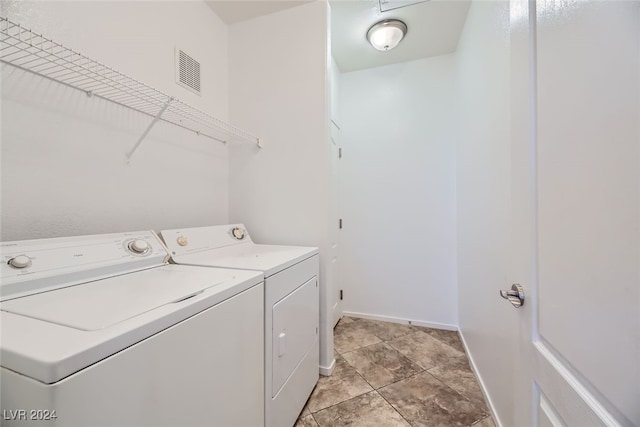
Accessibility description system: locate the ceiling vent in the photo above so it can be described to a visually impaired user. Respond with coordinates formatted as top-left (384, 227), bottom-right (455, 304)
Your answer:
top-left (175, 48), bottom-right (201, 95)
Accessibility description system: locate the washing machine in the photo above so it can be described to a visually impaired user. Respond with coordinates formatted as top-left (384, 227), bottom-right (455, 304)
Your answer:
top-left (160, 224), bottom-right (319, 427)
top-left (0, 230), bottom-right (265, 427)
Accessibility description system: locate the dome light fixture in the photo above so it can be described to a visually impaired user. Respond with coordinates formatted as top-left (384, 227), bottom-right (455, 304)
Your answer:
top-left (366, 19), bottom-right (408, 51)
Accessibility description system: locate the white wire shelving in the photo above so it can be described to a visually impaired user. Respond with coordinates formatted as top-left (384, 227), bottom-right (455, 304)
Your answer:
top-left (0, 17), bottom-right (261, 161)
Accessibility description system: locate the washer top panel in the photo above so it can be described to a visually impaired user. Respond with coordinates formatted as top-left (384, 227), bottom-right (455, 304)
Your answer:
top-left (0, 231), bottom-right (168, 301)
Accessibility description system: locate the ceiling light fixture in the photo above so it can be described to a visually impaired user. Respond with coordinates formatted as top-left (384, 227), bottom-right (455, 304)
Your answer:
top-left (366, 19), bottom-right (408, 51)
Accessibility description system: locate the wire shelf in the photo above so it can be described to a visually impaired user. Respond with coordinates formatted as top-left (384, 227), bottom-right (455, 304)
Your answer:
top-left (0, 17), bottom-right (261, 159)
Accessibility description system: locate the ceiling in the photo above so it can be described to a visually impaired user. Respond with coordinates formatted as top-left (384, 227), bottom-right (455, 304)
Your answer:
top-left (205, 0), bottom-right (471, 73)
top-left (205, 1), bottom-right (313, 24)
top-left (330, 0), bottom-right (471, 72)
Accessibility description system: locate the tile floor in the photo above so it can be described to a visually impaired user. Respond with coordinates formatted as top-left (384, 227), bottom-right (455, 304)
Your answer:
top-left (296, 316), bottom-right (495, 427)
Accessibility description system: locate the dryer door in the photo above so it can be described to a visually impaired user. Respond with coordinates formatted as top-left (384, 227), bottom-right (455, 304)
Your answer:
top-left (272, 276), bottom-right (319, 397)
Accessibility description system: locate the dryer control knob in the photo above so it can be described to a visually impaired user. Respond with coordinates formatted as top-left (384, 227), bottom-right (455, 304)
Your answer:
top-left (177, 236), bottom-right (188, 246)
top-left (128, 239), bottom-right (150, 254)
top-left (231, 227), bottom-right (245, 240)
top-left (8, 255), bottom-right (32, 269)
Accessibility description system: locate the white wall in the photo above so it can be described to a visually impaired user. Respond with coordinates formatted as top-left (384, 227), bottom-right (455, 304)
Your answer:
top-left (1, 1), bottom-right (229, 240)
top-left (329, 59), bottom-right (341, 126)
top-left (338, 55), bottom-right (458, 328)
top-left (455, 1), bottom-right (515, 426)
top-left (227, 1), bottom-right (335, 372)
top-left (227, 1), bottom-right (329, 246)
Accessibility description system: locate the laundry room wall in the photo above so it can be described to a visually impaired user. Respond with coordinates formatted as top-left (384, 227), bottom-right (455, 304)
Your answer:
top-left (454, 1), bottom-right (515, 425)
top-left (226, 2), bottom-right (335, 371)
top-left (338, 54), bottom-right (458, 328)
top-left (226, 1), bottom-right (330, 248)
top-left (1, 1), bottom-right (230, 241)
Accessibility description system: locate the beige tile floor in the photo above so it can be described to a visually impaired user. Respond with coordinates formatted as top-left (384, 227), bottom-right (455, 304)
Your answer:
top-left (296, 316), bottom-right (495, 427)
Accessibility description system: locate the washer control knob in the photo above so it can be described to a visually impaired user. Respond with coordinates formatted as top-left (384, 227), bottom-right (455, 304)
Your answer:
top-left (128, 239), bottom-right (150, 254)
top-left (8, 255), bottom-right (32, 269)
top-left (177, 236), bottom-right (188, 246)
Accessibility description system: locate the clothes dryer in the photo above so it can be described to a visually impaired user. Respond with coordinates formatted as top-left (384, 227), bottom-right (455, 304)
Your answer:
top-left (160, 224), bottom-right (319, 427)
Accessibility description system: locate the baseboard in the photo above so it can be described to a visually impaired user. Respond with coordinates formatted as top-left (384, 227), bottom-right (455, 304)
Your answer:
top-left (458, 329), bottom-right (503, 427)
top-left (342, 311), bottom-right (458, 331)
top-left (319, 357), bottom-right (335, 377)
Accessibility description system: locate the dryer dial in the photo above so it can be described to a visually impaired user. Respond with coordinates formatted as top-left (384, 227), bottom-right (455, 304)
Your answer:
top-left (231, 227), bottom-right (246, 240)
top-left (8, 255), bottom-right (32, 269)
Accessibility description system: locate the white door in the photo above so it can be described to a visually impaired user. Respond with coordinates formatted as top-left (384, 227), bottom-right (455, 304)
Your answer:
top-left (510, 1), bottom-right (639, 425)
top-left (330, 119), bottom-right (343, 327)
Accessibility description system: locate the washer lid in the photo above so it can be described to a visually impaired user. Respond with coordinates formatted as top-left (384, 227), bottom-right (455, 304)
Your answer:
top-left (172, 243), bottom-right (317, 277)
top-left (2, 266), bottom-right (228, 331)
top-left (0, 265), bottom-right (263, 384)
top-left (161, 225), bottom-right (318, 277)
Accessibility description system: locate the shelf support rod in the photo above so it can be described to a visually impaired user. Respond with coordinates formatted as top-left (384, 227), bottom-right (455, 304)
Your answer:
top-left (126, 97), bottom-right (174, 163)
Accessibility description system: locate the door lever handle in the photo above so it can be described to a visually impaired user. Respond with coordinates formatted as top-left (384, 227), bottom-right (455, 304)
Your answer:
top-left (500, 284), bottom-right (525, 308)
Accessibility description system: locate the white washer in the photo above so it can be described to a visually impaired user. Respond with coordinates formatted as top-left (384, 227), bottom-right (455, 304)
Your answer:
top-left (0, 231), bottom-right (265, 427)
top-left (160, 224), bottom-right (319, 427)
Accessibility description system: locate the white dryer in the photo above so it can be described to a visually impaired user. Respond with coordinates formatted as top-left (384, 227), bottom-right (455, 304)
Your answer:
top-left (160, 224), bottom-right (319, 427)
top-left (0, 231), bottom-right (264, 427)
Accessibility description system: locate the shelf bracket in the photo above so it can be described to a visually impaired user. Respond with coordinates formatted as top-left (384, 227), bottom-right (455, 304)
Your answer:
top-left (126, 97), bottom-right (174, 163)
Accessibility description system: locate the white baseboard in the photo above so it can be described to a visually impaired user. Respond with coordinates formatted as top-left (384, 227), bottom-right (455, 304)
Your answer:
top-left (319, 357), bottom-right (335, 377)
top-left (458, 329), bottom-right (502, 427)
top-left (342, 311), bottom-right (458, 331)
